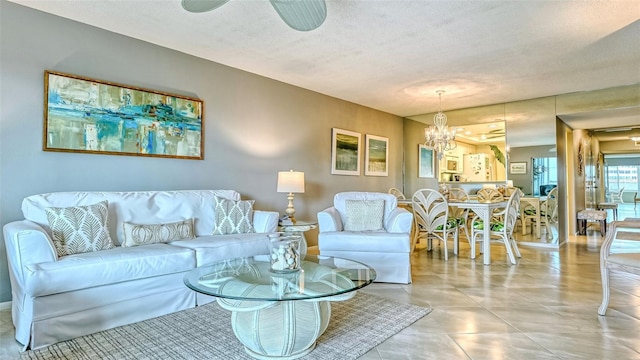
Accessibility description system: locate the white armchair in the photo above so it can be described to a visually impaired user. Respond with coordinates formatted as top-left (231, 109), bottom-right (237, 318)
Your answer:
top-left (598, 219), bottom-right (640, 315)
top-left (317, 192), bottom-right (413, 284)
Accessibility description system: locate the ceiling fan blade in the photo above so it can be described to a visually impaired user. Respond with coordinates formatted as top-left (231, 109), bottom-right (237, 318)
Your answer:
top-left (270, 0), bottom-right (327, 31)
top-left (181, 0), bottom-right (230, 13)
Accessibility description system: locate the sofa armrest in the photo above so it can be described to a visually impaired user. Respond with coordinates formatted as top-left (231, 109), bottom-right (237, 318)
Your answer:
top-left (386, 207), bottom-right (413, 233)
top-left (317, 207), bottom-right (342, 232)
top-left (253, 210), bottom-right (279, 233)
top-left (3, 220), bottom-right (58, 286)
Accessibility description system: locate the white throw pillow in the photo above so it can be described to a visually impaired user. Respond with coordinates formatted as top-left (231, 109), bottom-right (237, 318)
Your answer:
top-left (122, 218), bottom-right (195, 247)
top-left (212, 196), bottom-right (255, 235)
top-left (45, 200), bottom-right (115, 257)
top-left (344, 199), bottom-right (385, 231)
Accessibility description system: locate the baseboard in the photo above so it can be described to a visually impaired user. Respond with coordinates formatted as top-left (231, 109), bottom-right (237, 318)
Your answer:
top-left (0, 301), bottom-right (11, 311)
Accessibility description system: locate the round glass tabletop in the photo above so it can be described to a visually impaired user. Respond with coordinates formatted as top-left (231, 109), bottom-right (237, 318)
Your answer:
top-left (184, 254), bottom-right (376, 302)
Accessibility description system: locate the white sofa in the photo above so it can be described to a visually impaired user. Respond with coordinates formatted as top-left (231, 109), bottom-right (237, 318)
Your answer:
top-left (317, 192), bottom-right (413, 284)
top-left (3, 190), bottom-right (279, 350)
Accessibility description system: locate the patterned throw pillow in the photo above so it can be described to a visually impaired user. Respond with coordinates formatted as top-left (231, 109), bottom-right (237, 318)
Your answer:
top-left (122, 218), bottom-right (195, 247)
top-left (212, 196), bottom-right (255, 235)
top-left (344, 199), bottom-right (385, 231)
top-left (45, 201), bottom-right (115, 257)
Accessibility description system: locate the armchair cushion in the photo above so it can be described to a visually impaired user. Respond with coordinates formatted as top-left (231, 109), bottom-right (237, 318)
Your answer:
top-left (344, 199), bottom-right (385, 231)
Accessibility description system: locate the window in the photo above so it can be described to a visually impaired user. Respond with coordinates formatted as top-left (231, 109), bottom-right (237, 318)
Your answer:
top-left (532, 157), bottom-right (557, 196)
top-left (605, 165), bottom-right (638, 193)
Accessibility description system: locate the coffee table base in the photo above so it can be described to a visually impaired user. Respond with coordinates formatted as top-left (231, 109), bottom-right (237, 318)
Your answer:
top-left (244, 342), bottom-right (316, 360)
top-left (221, 299), bottom-right (333, 359)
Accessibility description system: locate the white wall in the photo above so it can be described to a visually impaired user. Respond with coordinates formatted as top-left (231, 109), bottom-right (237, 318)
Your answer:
top-left (0, 2), bottom-right (404, 302)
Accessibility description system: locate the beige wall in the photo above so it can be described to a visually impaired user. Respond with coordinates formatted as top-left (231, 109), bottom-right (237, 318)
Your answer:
top-left (0, 2), bottom-right (404, 302)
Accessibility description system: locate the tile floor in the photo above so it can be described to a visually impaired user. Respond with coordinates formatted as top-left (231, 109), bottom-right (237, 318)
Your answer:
top-left (1, 205), bottom-right (639, 359)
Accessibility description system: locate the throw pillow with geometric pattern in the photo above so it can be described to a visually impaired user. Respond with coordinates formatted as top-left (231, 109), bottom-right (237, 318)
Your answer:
top-left (45, 200), bottom-right (115, 257)
top-left (344, 199), bottom-right (385, 231)
top-left (212, 196), bottom-right (255, 235)
top-left (122, 218), bottom-right (196, 247)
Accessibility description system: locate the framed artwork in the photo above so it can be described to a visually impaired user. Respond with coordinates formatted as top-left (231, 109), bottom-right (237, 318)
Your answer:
top-left (331, 128), bottom-right (361, 175)
top-left (43, 71), bottom-right (204, 159)
top-left (509, 162), bottom-right (527, 174)
top-left (418, 144), bottom-right (435, 178)
top-left (364, 134), bottom-right (389, 176)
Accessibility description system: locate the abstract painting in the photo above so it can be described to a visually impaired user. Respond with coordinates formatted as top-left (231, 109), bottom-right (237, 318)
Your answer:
top-left (418, 144), bottom-right (435, 178)
top-left (365, 134), bottom-right (388, 176)
top-left (331, 128), bottom-right (361, 175)
top-left (43, 71), bottom-right (204, 159)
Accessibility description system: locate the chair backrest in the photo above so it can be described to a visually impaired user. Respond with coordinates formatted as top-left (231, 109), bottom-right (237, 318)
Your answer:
top-left (411, 189), bottom-right (449, 233)
top-left (388, 187), bottom-right (406, 200)
top-left (448, 188), bottom-right (468, 201)
top-left (333, 192), bottom-right (398, 225)
top-left (543, 187), bottom-right (559, 222)
top-left (499, 190), bottom-right (522, 236)
top-left (477, 188), bottom-right (503, 202)
top-left (447, 188), bottom-right (468, 219)
top-left (505, 187), bottom-right (523, 197)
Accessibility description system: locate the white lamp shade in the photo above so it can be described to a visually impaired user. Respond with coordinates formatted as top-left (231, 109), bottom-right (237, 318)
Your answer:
top-left (277, 170), bottom-right (305, 193)
top-left (507, 180), bottom-right (514, 187)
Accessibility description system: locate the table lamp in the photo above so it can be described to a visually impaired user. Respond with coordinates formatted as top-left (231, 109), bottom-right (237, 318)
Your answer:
top-left (277, 170), bottom-right (305, 223)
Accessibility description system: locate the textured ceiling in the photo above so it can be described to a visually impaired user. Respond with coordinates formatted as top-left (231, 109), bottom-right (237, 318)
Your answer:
top-left (9, 0), bottom-right (640, 147)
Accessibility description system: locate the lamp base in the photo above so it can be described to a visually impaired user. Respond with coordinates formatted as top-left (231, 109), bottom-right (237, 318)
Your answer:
top-left (285, 192), bottom-right (297, 223)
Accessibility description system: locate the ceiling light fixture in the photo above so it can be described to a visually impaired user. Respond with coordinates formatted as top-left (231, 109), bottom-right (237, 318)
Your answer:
top-left (424, 90), bottom-right (457, 160)
top-left (181, 0), bottom-right (327, 32)
top-left (631, 136), bottom-right (640, 141)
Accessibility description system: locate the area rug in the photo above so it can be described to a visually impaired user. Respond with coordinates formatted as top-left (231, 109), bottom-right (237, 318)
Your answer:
top-left (21, 292), bottom-right (431, 360)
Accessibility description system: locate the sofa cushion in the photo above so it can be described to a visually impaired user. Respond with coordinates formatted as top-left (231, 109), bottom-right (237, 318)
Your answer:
top-left (21, 190), bottom-right (241, 245)
top-left (171, 233), bottom-right (271, 266)
top-left (344, 199), bottom-right (385, 231)
top-left (45, 201), bottom-right (115, 257)
top-left (212, 196), bottom-right (255, 235)
top-left (24, 244), bottom-right (196, 297)
top-left (122, 218), bottom-right (196, 247)
top-left (318, 231), bottom-right (410, 253)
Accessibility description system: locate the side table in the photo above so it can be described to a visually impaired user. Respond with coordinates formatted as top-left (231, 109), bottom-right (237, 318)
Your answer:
top-left (278, 220), bottom-right (318, 255)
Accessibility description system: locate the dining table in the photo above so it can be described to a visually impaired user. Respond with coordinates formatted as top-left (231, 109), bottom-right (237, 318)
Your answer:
top-left (447, 199), bottom-right (507, 265)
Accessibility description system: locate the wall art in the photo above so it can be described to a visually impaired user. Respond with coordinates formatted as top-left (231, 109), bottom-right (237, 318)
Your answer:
top-left (418, 144), bottom-right (435, 178)
top-left (44, 71), bottom-right (204, 159)
top-left (509, 162), bottom-right (527, 175)
top-left (331, 128), bottom-right (361, 175)
top-left (364, 134), bottom-right (388, 176)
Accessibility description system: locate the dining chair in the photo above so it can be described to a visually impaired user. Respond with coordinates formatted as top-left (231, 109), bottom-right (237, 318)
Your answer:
top-left (388, 187), bottom-right (406, 200)
top-left (470, 190), bottom-right (522, 264)
top-left (477, 188), bottom-right (504, 202)
top-left (522, 187), bottom-right (558, 239)
top-left (608, 187), bottom-right (625, 203)
top-left (411, 189), bottom-right (459, 260)
top-left (448, 188), bottom-right (470, 241)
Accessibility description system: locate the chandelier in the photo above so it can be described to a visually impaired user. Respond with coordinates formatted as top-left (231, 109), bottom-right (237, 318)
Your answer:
top-left (425, 90), bottom-right (457, 160)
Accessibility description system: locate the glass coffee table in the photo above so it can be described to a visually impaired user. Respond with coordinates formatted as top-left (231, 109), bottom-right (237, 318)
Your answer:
top-left (184, 255), bottom-right (376, 360)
